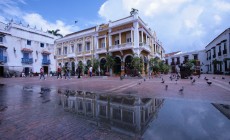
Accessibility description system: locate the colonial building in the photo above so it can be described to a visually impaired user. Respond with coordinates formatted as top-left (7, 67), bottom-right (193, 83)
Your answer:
top-left (165, 50), bottom-right (207, 74)
top-left (165, 28), bottom-right (230, 75)
top-left (58, 89), bottom-right (164, 135)
top-left (205, 28), bottom-right (230, 74)
top-left (0, 21), bottom-right (57, 77)
top-left (55, 10), bottom-right (164, 76)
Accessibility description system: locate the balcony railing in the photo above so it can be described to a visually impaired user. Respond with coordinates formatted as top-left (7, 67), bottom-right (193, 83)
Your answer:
top-left (21, 58), bottom-right (33, 64)
top-left (218, 52), bottom-right (221, 56)
top-left (0, 56), bottom-right (7, 63)
top-left (42, 59), bottom-right (50, 65)
top-left (223, 49), bottom-right (227, 55)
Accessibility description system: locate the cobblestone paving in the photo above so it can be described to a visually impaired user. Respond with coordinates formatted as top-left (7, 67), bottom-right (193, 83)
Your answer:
top-left (0, 74), bottom-right (230, 139)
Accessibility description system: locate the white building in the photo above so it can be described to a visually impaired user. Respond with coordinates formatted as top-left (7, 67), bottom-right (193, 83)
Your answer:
top-left (205, 28), bottom-right (230, 74)
top-left (165, 50), bottom-right (207, 73)
top-left (0, 21), bottom-right (57, 77)
top-left (165, 27), bottom-right (230, 75)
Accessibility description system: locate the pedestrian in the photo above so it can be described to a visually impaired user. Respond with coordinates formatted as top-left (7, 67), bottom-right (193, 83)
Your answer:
top-left (89, 66), bottom-right (93, 77)
top-left (40, 67), bottom-right (46, 80)
top-left (65, 67), bottom-right (71, 80)
top-left (6, 70), bottom-right (10, 78)
top-left (57, 66), bottom-right (62, 79)
top-left (76, 66), bottom-right (82, 79)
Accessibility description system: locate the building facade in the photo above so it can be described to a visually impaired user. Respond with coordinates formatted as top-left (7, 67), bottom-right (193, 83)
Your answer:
top-left (205, 28), bottom-right (230, 74)
top-left (0, 21), bottom-right (57, 77)
top-left (165, 50), bottom-right (207, 74)
top-left (58, 88), bottom-right (164, 135)
top-left (165, 28), bottom-right (230, 75)
top-left (55, 11), bottom-right (164, 76)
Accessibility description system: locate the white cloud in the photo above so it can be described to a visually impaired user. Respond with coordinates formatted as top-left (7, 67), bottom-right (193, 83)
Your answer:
top-left (98, 0), bottom-right (230, 53)
top-left (0, 0), bottom-right (77, 36)
top-left (23, 13), bottom-right (76, 35)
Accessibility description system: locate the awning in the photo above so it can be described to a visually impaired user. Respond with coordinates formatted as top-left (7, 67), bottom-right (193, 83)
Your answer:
top-left (21, 48), bottom-right (33, 52)
top-left (41, 51), bottom-right (51, 55)
top-left (0, 45), bottom-right (7, 49)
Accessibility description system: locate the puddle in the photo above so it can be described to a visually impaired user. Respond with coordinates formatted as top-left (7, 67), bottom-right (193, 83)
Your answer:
top-left (0, 85), bottom-right (230, 139)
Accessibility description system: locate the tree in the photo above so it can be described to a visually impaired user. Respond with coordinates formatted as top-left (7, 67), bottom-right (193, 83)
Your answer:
top-left (48, 29), bottom-right (63, 37)
top-left (149, 57), bottom-right (160, 73)
top-left (131, 56), bottom-right (143, 74)
top-left (105, 54), bottom-right (115, 74)
top-left (92, 58), bottom-right (100, 75)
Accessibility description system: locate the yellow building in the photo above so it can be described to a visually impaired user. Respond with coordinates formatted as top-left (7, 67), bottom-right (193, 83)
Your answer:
top-left (55, 10), bottom-right (164, 76)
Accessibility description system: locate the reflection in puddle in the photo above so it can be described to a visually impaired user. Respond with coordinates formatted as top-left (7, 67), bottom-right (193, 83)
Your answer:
top-left (58, 89), bottom-right (164, 136)
top-left (213, 104), bottom-right (230, 120)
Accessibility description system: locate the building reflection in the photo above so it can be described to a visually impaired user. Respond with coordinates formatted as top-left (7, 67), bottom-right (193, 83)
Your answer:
top-left (213, 103), bottom-right (230, 120)
top-left (58, 89), bottom-right (164, 135)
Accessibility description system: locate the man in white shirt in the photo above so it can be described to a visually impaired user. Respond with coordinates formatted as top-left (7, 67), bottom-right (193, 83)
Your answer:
top-left (89, 66), bottom-right (93, 77)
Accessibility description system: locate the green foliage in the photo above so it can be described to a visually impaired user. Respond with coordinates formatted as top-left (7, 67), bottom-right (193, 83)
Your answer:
top-left (105, 54), bottom-right (115, 70)
top-left (149, 57), bottom-right (169, 73)
top-left (92, 58), bottom-right (100, 75)
top-left (131, 56), bottom-right (143, 73)
top-left (48, 29), bottom-right (63, 37)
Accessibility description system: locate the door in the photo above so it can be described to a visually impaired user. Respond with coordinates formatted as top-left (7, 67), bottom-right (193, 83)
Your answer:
top-left (43, 66), bottom-right (48, 74)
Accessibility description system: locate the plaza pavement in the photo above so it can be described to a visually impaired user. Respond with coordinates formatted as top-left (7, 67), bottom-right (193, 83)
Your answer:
top-left (1, 74), bottom-right (230, 104)
top-left (0, 74), bottom-right (230, 140)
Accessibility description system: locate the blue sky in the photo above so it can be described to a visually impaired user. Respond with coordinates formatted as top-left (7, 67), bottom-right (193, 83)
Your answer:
top-left (0, 0), bottom-right (230, 53)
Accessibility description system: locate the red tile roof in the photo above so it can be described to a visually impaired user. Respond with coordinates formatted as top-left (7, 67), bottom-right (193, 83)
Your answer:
top-left (41, 51), bottom-right (51, 54)
top-left (21, 48), bottom-right (33, 52)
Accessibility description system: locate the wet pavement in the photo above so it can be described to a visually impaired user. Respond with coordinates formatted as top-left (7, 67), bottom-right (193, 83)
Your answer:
top-left (0, 74), bottom-right (230, 140)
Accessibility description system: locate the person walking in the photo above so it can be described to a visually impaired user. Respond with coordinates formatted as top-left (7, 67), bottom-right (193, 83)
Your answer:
top-left (76, 66), bottom-right (82, 79)
top-left (57, 66), bottom-right (62, 79)
top-left (65, 67), bottom-right (71, 80)
top-left (89, 66), bottom-right (93, 77)
top-left (40, 67), bottom-right (46, 80)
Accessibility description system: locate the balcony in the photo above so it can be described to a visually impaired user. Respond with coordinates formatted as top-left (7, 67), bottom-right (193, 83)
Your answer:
top-left (223, 49), bottom-right (227, 55)
top-left (21, 58), bottom-right (33, 64)
top-left (171, 62), bottom-right (175, 65)
top-left (218, 52), bottom-right (221, 56)
top-left (96, 47), bottom-right (107, 54)
top-left (139, 42), bottom-right (151, 52)
top-left (42, 59), bottom-right (50, 65)
top-left (109, 42), bottom-right (133, 52)
top-left (67, 53), bottom-right (75, 58)
top-left (0, 56), bottom-right (7, 63)
top-left (213, 54), bottom-right (216, 58)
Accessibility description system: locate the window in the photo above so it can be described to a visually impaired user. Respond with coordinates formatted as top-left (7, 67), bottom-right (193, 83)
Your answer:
top-left (194, 54), bottom-right (198, 60)
top-left (71, 45), bottom-right (74, 53)
top-left (101, 42), bottom-right (105, 48)
top-left (23, 53), bottom-right (29, 58)
top-left (126, 33), bottom-right (131, 43)
top-left (0, 36), bottom-right (3, 43)
top-left (40, 43), bottom-right (44, 48)
top-left (27, 40), bottom-right (31, 45)
top-left (78, 44), bottom-right (82, 52)
top-left (86, 42), bottom-right (90, 51)
top-left (115, 36), bottom-right (119, 45)
top-left (58, 48), bottom-right (61, 55)
top-left (43, 54), bottom-right (48, 61)
top-left (63, 47), bottom-right (67, 55)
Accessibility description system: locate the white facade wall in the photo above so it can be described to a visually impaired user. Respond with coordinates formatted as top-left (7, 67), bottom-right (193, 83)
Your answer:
top-left (205, 28), bottom-right (230, 74)
top-left (165, 50), bottom-right (207, 73)
top-left (0, 22), bottom-right (57, 76)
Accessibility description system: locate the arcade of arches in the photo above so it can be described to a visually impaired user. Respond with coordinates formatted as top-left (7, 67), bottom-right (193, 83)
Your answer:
top-left (57, 54), bottom-right (149, 76)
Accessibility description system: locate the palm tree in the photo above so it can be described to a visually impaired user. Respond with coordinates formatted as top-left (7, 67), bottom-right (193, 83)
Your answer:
top-left (48, 29), bottom-right (63, 37)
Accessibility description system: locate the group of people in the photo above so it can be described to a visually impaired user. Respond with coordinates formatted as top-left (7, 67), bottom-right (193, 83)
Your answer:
top-left (39, 65), bottom-right (93, 80)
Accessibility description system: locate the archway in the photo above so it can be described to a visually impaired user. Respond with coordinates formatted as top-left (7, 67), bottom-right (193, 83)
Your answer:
top-left (125, 55), bottom-right (133, 75)
top-left (100, 58), bottom-right (106, 75)
top-left (113, 56), bottom-right (121, 75)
